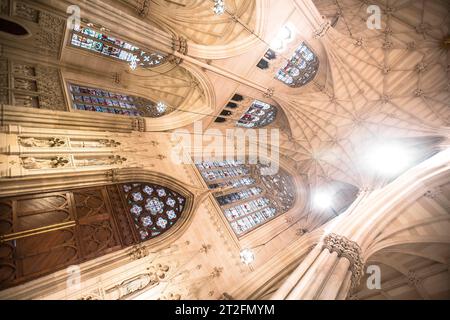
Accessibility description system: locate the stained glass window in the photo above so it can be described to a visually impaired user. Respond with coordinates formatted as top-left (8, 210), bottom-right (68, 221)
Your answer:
top-left (216, 187), bottom-right (263, 205)
top-left (236, 100), bottom-right (277, 128)
top-left (68, 83), bottom-right (168, 117)
top-left (70, 25), bottom-right (166, 68)
top-left (121, 183), bottom-right (185, 240)
top-left (195, 160), bottom-right (296, 236)
top-left (275, 42), bottom-right (319, 87)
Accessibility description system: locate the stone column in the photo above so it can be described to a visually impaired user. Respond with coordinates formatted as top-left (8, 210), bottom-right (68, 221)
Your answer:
top-left (272, 233), bottom-right (364, 300)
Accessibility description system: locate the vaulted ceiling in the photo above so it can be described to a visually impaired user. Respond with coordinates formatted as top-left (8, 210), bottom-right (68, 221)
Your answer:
top-left (119, 0), bottom-right (258, 46)
top-left (352, 181), bottom-right (450, 300)
top-left (277, 0), bottom-right (449, 190)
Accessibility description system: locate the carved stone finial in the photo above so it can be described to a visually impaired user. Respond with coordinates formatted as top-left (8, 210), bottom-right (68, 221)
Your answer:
top-left (137, 0), bottom-right (150, 17)
top-left (264, 88), bottom-right (274, 98)
top-left (129, 244), bottom-right (149, 260)
top-left (322, 233), bottom-right (364, 288)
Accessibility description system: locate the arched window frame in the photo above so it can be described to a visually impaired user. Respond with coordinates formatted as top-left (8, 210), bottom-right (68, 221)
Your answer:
top-left (0, 169), bottom-right (196, 290)
top-left (68, 24), bottom-right (167, 68)
top-left (195, 160), bottom-right (297, 237)
top-left (275, 42), bottom-right (319, 87)
top-left (67, 82), bottom-right (169, 117)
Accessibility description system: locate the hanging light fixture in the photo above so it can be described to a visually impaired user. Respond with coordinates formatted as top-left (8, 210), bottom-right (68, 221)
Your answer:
top-left (213, 0), bottom-right (225, 15)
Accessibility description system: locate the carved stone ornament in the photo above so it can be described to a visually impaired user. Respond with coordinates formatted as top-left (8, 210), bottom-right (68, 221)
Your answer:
top-left (264, 88), bottom-right (275, 98)
top-left (129, 243), bottom-right (149, 260)
top-left (322, 233), bottom-right (364, 288)
top-left (105, 263), bottom-right (170, 300)
top-left (132, 117), bottom-right (146, 132)
top-left (313, 21), bottom-right (331, 39)
top-left (18, 137), bottom-right (67, 148)
top-left (21, 156), bottom-right (70, 169)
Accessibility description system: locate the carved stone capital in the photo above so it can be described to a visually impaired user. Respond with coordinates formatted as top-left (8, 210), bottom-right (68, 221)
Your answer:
top-left (322, 233), bottom-right (364, 288)
top-left (170, 36), bottom-right (188, 64)
top-left (137, 0), bottom-right (151, 17)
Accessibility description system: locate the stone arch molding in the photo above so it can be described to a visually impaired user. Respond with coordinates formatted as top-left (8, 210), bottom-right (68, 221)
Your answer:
top-left (142, 61), bottom-right (216, 131)
top-left (339, 149), bottom-right (450, 254)
top-left (147, 0), bottom-right (269, 60)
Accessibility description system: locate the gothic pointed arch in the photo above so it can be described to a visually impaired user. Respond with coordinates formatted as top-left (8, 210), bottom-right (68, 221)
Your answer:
top-left (195, 159), bottom-right (302, 237)
top-left (119, 0), bottom-right (268, 59)
top-left (0, 168), bottom-right (196, 290)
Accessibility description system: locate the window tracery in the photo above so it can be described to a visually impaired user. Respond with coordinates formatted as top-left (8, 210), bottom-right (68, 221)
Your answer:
top-left (70, 25), bottom-right (166, 68)
top-left (121, 183), bottom-right (185, 240)
top-left (236, 100), bottom-right (277, 128)
top-left (275, 42), bottom-right (319, 87)
top-left (196, 160), bottom-right (296, 236)
top-left (68, 83), bottom-right (168, 117)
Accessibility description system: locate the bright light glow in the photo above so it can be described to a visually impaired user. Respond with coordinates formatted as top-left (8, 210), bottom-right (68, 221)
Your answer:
top-left (240, 249), bottom-right (255, 265)
top-left (366, 143), bottom-right (412, 176)
top-left (271, 38), bottom-right (284, 51)
top-left (279, 25), bottom-right (292, 40)
top-left (313, 190), bottom-right (333, 209)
